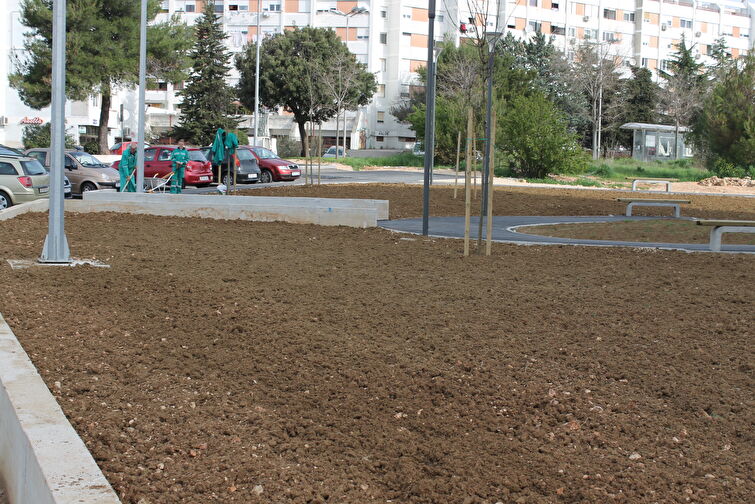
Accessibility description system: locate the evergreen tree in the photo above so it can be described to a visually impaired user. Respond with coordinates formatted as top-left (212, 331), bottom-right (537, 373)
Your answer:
top-left (172, 0), bottom-right (239, 146)
top-left (22, 123), bottom-right (76, 149)
top-left (659, 35), bottom-right (707, 158)
top-left (10, 0), bottom-right (192, 152)
top-left (624, 67), bottom-right (660, 123)
top-left (694, 54), bottom-right (755, 171)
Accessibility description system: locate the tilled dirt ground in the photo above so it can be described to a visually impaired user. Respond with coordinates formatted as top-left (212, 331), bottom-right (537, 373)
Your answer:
top-left (241, 184), bottom-right (755, 221)
top-left (0, 186), bottom-right (753, 504)
top-left (518, 220), bottom-right (755, 245)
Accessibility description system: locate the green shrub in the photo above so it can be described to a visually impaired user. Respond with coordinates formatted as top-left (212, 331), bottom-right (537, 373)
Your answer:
top-left (711, 158), bottom-right (747, 178)
top-left (590, 163), bottom-right (613, 177)
top-left (498, 94), bottom-right (587, 179)
top-left (22, 123), bottom-right (76, 149)
top-left (82, 139), bottom-right (100, 155)
top-left (276, 136), bottom-right (301, 158)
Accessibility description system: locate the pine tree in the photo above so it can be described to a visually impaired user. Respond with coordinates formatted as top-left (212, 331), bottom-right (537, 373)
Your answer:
top-left (10, 0), bottom-right (192, 153)
top-left (624, 67), bottom-right (660, 124)
top-left (172, 0), bottom-right (239, 146)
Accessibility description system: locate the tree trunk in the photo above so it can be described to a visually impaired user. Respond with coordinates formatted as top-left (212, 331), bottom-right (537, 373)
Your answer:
top-left (98, 84), bottom-right (111, 154)
top-left (297, 118), bottom-right (308, 156)
top-left (591, 97), bottom-right (599, 160)
top-left (334, 107), bottom-right (340, 160)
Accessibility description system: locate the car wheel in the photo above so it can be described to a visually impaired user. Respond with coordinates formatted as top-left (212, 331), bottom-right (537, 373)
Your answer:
top-left (260, 170), bottom-right (273, 184)
top-left (81, 182), bottom-right (97, 193)
top-left (222, 174), bottom-right (233, 187)
top-left (0, 191), bottom-right (11, 210)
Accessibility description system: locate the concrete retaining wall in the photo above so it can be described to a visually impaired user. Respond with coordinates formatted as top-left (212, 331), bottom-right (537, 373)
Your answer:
top-left (0, 314), bottom-right (121, 504)
top-left (80, 192), bottom-right (386, 227)
top-left (0, 192), bottom-right (388, 228)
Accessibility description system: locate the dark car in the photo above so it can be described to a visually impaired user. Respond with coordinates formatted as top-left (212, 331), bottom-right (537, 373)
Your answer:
top-left (112, 145), bottom-right (213, 188)
top-left (200, 146), bottom-right (261, 186)
top-left (245, 146), bottom-right (300, 184)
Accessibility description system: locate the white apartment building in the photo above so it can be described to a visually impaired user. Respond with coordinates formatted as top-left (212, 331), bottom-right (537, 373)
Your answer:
top-left (1, 1), bottom-right (753, 150)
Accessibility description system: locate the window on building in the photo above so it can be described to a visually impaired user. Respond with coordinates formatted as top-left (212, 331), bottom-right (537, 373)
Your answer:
top-left (229, 4), bottom-right (238, 11)
top-left (742, 29), bottom-right (750, 39)
top-left (376, 136), bottom-right (384, 142)
top-left (381, 10), bottom-right (386, 18)
top-left (380, 33), bottom-right (387, 44)
top-left (529, 0), bottom-right (538, 6)
top-left (551, 2), bottom-right (559, 10)
top-left (602, 32), bottom-right (616, 42)
top-left (660, 60), bottom-right (670, 71)
top-left (158, 81), bottom-right (168, 90)
top-left (214, 1), bottom-right (224, 13)
top-left (173, 81), bottom-right (185, 90)
top-left (185, 4), bottom-right (195, 13)
top-left (529, 21), bottom-right (541, 33)
top-left (377, 111), bottom-right (385, 123)
top-left (568, 26), bottom-right (576, 37)
top-left (160, 1), bottom-right (169, 13)
top-left (380, 58), bottom-right (387, 71)
top-left (377, 84), bottom-right (385, 97)
top-left (680, 19), bottom-right (692, 29)
top-left (438, 15), bottom-right (444, 22)
top-left (603, 9), bottom-right (616, 20)
top-left (264, 2), bottom-right (281, 12)
top-left (551, 25), bottom-right (565, 36)
top-left (585, 29), bottom-right (598, 40)
top-left (357, 28), bottom-right (369, 40)
top-left (622, 12), bottom-right (634, 22)
top-left (641, 57), bottom-right (649, 67)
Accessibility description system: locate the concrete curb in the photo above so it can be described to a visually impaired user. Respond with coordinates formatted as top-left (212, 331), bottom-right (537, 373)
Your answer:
top-left (0, 200), bottom-right (48, 222)
top-left (0, 314), bottom-right (121, 504)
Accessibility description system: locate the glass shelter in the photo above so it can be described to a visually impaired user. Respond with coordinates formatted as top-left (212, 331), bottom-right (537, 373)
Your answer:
top-left (620, 123), bottom-right (693, 162)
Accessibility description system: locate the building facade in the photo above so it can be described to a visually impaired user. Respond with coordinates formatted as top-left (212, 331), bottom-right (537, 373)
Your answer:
top-left (1, 1), bottom-right (753, 150)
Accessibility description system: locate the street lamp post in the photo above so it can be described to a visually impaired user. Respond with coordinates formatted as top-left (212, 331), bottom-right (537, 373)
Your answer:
top-left (421, 0), bottom-right (437, 236)
top-left (253, 0), bottom-right (262, 146)
top-left (329, 7), bottom-right (368, 157)
top-left (136, 0), bottom-right (147, 192)
top-left (40, 0), bottom-right (70, 263)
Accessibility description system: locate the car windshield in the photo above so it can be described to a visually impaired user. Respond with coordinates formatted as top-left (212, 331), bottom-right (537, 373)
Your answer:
top-left (252, 147), bottom-right (279, 160)
top-left (21, 159), bottom-right (46, 176)
top-left (189, 150), bottom-right (207, 162)
top-left (70, 151), bottom-right (105, 166)
top-left (236, 149), bottom-right (255, 160)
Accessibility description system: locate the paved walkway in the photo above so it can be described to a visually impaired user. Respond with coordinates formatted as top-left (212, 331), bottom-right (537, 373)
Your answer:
top-left (379, 216), bottom-right (755, 254)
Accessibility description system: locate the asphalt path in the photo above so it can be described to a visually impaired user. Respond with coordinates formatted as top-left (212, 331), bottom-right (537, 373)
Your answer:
top-left (379, 215), bottom-right (755, 254)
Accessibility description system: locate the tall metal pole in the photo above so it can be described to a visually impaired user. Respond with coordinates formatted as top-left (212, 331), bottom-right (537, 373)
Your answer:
top-left (343, 14), bottom-right (350, 156)
top-left (421, 0), bottom-right (437, 236)
top-left (40, 0), bottom-right (70, 263)
top-left (477, 48), bottom-right (494, 253)
top-left (253, 0), bottom-right (261, 146)
top-left (136, 0), bottom-right (147, 193)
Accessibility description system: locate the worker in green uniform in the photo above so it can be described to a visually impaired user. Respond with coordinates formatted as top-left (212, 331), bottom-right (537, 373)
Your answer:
top-left (118, 143), bottom-right (137, 192)
top-left (170, 139), bottom-right (190, 194)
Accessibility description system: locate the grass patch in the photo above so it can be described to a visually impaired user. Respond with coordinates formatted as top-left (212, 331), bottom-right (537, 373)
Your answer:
top-left (304, 152), bottom-right (454, 171)
top-left (587, 158), bottom-right (710, 182)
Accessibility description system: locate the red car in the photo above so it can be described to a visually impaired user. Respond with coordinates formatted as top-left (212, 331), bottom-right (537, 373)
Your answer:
top-left (109, 141), bottom-right (150, 155)
top-left (242, 146), bottom-right (301, 184)
top-left (112, 145), bottom-right (213, 187)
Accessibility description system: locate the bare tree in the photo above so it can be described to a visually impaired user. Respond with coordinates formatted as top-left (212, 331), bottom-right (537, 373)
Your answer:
top-left (316, 51), bottom-right (366, 158)
top-left (571, 42), bottom-right (624, 159)
top-left (660, 72), bottom-right (703, 159)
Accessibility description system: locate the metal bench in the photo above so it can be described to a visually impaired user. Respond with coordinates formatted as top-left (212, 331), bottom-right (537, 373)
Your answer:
top-left (617, 198), bottom-right (691, 218)
top-left (626, 177), bottom-right (677, 192)
top-left (696, 219), bottom-right (755, 252)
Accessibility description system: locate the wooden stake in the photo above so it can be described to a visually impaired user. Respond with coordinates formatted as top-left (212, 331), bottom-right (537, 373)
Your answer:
top-left (485, 105), bottom-right (496, 256)
top-left (464, 108), bottom-right (473, 257)
top-left (473, 136), bottom-right (477, 199)
top-left (453, 130), bottom-right (461, 199)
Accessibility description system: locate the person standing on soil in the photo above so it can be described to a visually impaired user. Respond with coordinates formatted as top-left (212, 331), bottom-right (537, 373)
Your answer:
top-left (118, 143), bottom-right (137, 192)
top-left (170, 140), bottom-right (190, 194)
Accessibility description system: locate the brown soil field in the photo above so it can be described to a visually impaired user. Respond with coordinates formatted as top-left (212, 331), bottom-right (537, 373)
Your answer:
top-left (518, 219), bottom-right (755, 245)
top-left (240, 183), bottom-right (755, 221)
top-left (0, 187), bottom-right (753, 503)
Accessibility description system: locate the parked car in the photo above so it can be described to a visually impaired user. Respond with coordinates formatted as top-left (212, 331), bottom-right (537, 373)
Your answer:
top-left (0, 155), bottom-right (50, 209)
top-left (64, 175), bottom-right (72, 198)
top-left (25, 148), bottom-right (120, 195)
top-left (112, 145), bottom-right (213, 188)
top-left (199, 146), bottom-right (261, 185)
top-left (412, 142), bottom-right (425, 157)
top-left (0, 145), bottom-right (26, 157)
top-left (323, 146), bottom-right (346, 158)
top-left (110, 141), bottom-right (150, 155)
top-left (246, 146), bottom-right (301, 183)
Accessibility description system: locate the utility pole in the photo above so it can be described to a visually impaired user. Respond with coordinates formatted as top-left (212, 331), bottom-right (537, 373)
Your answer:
top-left (40, 0), bottom-right (70, 263)
top-left (253, 0), bottom-right (261, 146)
top-left (421, 0), bottom-right (437, 236)
top-left (136, 0), bottom-right (147, 192)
